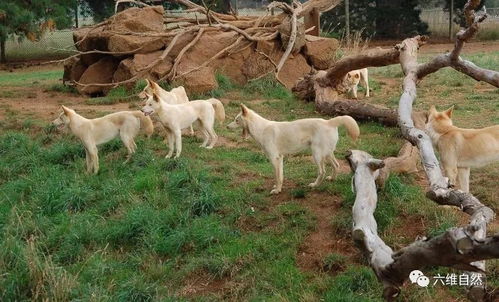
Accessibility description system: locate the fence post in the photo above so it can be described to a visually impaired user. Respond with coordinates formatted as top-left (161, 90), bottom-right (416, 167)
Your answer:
top-left (345, 0), bottom-right (350, 43)
top-left (75, 0), bottom-right (79, 28)
top-left (449, 0), bottom-right (453, 40)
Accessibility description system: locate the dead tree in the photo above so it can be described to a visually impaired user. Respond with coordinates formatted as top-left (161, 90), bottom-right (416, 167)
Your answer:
top-left (344, 1), bottom-right (499, 300)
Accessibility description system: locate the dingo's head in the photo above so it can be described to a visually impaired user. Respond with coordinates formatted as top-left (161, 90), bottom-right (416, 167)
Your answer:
top-left (138, 79), bottom-right (155, 101)
top-left (52, 105), bottom-right (73, 131)
top-left (345, 70), bottom-right (360, 85)
top-left (426, 105), bottom-right (454, 130)
top-left (141, 92), bottom-right (161, 116)
top-left (227, 104), bottom-right (251, 139)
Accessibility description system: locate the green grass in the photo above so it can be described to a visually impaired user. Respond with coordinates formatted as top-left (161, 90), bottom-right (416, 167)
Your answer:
top-left (4, 30), bottom-right (75, 62)
top-left (2, 52), bottom-right (498, 301)
top-left (46, 83), bottom-right (78, 94)
top-left (0, 70), bottom-right (63, 87)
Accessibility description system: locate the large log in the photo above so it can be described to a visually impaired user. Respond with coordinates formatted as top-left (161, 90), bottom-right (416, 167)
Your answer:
top-left (345, 1), bottom-right (499, 300)
top-left (347, 150), bottom-right (497, 301)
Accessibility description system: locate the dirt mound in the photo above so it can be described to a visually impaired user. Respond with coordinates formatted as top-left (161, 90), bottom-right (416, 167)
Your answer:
top-left (65, 5), bottom-right (339, 96)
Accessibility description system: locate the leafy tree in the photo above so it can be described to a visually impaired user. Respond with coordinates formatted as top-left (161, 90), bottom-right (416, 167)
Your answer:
top-left (321, 0), bottom-right (429, 39)
top-left (80, 0), bottom-right (115, 22)
top-left (0, 0), bottom-right (75, 62)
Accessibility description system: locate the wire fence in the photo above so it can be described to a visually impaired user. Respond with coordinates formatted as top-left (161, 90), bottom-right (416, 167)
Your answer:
top-left (3, 7), bottom-right (499, 62)
top-left (420, 7), bottom-right (499, 38)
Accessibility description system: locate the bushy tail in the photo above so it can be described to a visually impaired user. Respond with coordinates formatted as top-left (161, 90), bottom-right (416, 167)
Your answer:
top-left (207, 98), bottom-right (225, 124)
top-left (327, 115), bottom-right (360, 141)
top-left (132, 111), bottom-right (154, 138)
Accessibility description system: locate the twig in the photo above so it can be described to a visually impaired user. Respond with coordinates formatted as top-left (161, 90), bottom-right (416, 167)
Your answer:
top-left (275, 1), bottom-right (302, 75)
top-left (166, 28), bottom-right (205, 80)
top-left (174, 36), bottom-right (244, 79)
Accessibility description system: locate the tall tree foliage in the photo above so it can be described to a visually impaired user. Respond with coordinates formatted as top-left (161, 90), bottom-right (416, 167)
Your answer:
top-left (0, 0), bottom-right (75, 62)
top-left (321, 0), bottom-right (429, 39)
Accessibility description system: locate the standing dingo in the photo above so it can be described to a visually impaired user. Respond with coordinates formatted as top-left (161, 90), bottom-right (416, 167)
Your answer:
top-left (52, 106), bottom-right (154, 174)
top-left (426, 105), bottom-right (499, 192)
top-left (228, 104), bottom-right (360, 194)
top-left (141, 92), bottom-right (222, 158)
top-left (343, 68), bottom-right (369, 99)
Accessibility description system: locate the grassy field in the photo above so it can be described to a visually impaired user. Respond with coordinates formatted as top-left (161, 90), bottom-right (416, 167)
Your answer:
top-left (0, 51), bottom-right (498, 301)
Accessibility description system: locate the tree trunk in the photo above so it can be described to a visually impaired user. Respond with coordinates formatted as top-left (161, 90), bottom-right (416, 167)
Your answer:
top-left (75, 0), bottom-right (79, 28)
top-left (0, 38), bottom-right (6, 64)
top-left (220, 0), bottom-right (232, 14)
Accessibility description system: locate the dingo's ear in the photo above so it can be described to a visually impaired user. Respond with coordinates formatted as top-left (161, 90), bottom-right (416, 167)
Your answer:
top-left (61, 105), bottom-right (72, 116)
top-left (240, 104), bottom-right (249, 116)
top-left (152, 92), bottom-right (160, 102)
top-left (145, 78), bottom-right (151, 87)
top-left (429, 105), bottom-right (437, 115)
top-left (150, 80), bottom-right (159, 90)
top-left (444, 105), bottom-right (454, 118)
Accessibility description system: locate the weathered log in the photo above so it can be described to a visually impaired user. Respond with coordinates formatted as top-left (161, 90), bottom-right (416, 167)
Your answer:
top-left (316, 98), bottom-right (398, 126)
top-left (347, 150), bottom-right (497, 301)
top-left (292, 46), bottom-right (404, 102)
top-left (345, 1), bottom-right (498, 300)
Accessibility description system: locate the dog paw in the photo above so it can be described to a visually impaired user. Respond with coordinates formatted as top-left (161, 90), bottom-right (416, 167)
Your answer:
top-left (165, 154), bottom-right (173, 159)
top-left (326, 176), bottom-right (335, 181)
top-left (308, 182), bottom-right (318, 188)
top-left (205, 146), bottom-right (214, 149)
top-left (270, 189), bottom-right (281, 195)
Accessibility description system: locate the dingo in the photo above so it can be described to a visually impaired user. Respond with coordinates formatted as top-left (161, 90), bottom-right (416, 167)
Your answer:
top-left (139, 79), bottom-right (225, 134)
top-left (228, 104), bottom-right (360, 194)
top-left (52, 106), bottom-right (154, 174)
top-left (343, 68), bottom-right (369, 99)
top-left (139, 79), bottom-right (194, 135)
top-left (141, 92), bottom-right (223, 158)
top-left (426, 105), bottom-right (499, 192)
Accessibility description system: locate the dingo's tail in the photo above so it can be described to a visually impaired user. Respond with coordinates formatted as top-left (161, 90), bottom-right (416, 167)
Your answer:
top-left (207, 98), bottom-right (225, 124)
top-left (132, 111), bottom-right (154, 138)
top-left (328, 116), bottom-right (360, 141)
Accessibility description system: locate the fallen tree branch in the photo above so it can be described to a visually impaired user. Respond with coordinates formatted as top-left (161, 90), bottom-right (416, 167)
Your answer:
top-left (347, 150), bottom-right (496, 301)
top-left (271, 0), bottom-right (302, 75)
top-left (167, 28), bottom-right (205, 80)
top-left (344, 1), bottom-right (499, 300)
top-left (174, 36), bottom-right (245, 79)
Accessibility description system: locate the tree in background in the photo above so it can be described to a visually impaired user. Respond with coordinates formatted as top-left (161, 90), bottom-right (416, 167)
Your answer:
top-left (443, 0), bottom-right (486, 27)
top-left (0, 0), bottom-right (75, 63)
top-left (80, 0), bottom-right (115, 22)
top-left (321, 0), bottom-right (429, 39)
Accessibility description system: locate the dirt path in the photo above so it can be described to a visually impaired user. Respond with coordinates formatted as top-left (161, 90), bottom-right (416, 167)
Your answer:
top-left (295, 191), bottom-right (358, 273)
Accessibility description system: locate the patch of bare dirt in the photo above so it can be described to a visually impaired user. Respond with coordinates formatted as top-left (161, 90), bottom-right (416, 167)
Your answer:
top-left (179, 270), bottom-right (233, 298)
top-left (295, 190), bottom-right (358, 273)
top-left (0, 86), bottom-right (132, 122)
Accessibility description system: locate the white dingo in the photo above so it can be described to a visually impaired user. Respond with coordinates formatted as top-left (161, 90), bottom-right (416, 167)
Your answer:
top-left (228, 104), bottom-right (360, 194)
top-left (52, 106), bottom-right (154, 174)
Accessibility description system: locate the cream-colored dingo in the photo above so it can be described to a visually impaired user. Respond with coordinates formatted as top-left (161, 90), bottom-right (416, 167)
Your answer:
top-left (52, 106), bottom-right (154, 174)
top-left (228, 104), bottom-right (360, 194)
top-left (141, 92), bottom-right (223, 158)
top-left (139, 79), bottom-right (226, 134)
top-left (343, 68), bottom-right (369, 99)
top-left (426, 105), bottom-right (499, 192)
top-left (139, 79), bottom-right (194, 135)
